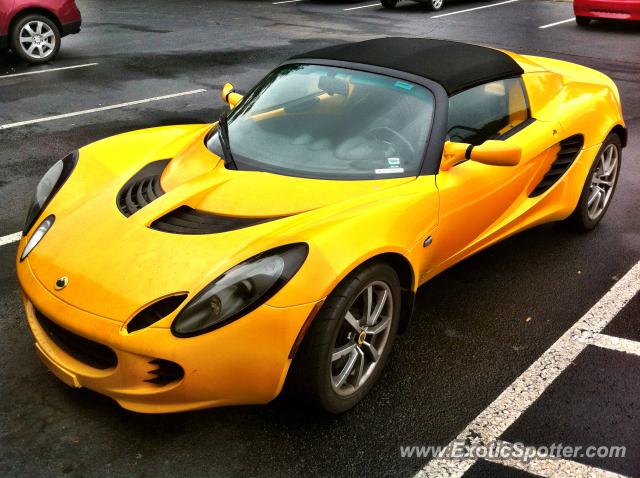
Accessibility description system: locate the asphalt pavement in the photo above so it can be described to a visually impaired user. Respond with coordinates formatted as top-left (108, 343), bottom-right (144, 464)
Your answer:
top-left (1, 0), bottom-right (639, 476)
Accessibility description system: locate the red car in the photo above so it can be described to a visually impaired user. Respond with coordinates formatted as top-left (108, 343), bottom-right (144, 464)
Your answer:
top-left (0, 0), bottom-right (81, 64)
top-left (574, 0), bottom-right (640, 25)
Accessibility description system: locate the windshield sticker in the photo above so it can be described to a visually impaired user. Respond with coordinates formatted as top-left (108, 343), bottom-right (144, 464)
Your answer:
top-left (387, 157), bottom-right (401, 167)
top-left (394, 81), bottom-right (414, 91)
top-left (375, 167), bottom-right (405, 174)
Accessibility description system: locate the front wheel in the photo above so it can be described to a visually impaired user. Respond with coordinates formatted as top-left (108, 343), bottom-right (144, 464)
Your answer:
top-left (10, 14), bottom-right (61, 64)
top-left (426, 0), bottom-right (444, 11)
top-left (381, 0), bottom-right (399, 8)
top-left (565, 134), bottom-right (621, 231)
top-left (287, 263), bottom-right (401, 414)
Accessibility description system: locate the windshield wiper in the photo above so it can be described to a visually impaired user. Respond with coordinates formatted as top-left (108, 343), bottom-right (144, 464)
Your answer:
top-left (217, 111), bottom-right (237, 170)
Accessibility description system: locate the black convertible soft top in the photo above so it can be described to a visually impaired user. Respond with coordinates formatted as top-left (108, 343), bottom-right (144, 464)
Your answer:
top-left (289, 37), bottom-right (525, 95)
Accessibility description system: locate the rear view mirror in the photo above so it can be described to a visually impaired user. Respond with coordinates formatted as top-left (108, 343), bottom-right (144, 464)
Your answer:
top-left (440, 140), bottom-right (521, 171)
top-left (221, 83), bottom-right (243, 108)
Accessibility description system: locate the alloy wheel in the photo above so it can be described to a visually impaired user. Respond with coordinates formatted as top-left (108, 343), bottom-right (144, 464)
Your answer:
top-left (19, 21), bottom-right (56, 60)
top-left (330, 281), bottom-right (394, 396)
top-left (587, 143), bottom-right (619, 220)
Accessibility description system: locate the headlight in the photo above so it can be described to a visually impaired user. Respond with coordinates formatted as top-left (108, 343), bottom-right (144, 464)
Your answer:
top-left (172, 243), bottom-right (308, 337)
top-left (23, 151), bottom-right (78, 234)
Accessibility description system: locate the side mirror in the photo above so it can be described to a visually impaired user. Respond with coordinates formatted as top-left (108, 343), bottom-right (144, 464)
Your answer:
top-left (221, 83), bottom-right (243, 109)
top-left (440, 140), bottom-right (521, 171)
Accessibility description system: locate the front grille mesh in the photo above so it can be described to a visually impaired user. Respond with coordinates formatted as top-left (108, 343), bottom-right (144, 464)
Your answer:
top-left (35, 309), bottom-right (117, 370)
top-left (150, 206), bottom-right (278, 235)
top-left (529, 135), bottom-right (584, 198)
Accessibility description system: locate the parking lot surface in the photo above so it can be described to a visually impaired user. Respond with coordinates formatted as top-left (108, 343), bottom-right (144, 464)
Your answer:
top-left (1, 1), bottom-right (639, 476)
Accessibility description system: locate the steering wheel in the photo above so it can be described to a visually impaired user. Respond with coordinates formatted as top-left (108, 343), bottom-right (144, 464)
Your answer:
top-left (365, 126), bottom-right (415, 160)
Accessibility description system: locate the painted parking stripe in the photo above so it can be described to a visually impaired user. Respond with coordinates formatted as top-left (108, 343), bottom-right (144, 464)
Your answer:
top-left (0, 232), bottom-right (21, 247)
top-left (344, 3), bottom-right (380, 11)
top-left (0, 62), bottom-right (98, 79)
top-left (272, 0), bottom-right (304, 4)
top-left (539, 18), bottom-right (575, 29)
top-left (0, 89), bottom-right (207, 130)
top-left (431, 0), bottom-right (518, 19)
top-left (487, 440), bottom-right (628, 477)
top-left (578, 332), bottom-right (640, 357)
top-left (415, 260), bottom-right (640, 477)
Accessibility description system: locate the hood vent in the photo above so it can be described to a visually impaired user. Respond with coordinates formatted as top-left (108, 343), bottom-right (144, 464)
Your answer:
top-left (529, 135), bottom-right (584, 198)
top-left (150, 206), bottom-right (280, 235)
top-left (117, 160), bottom-right (169, 217)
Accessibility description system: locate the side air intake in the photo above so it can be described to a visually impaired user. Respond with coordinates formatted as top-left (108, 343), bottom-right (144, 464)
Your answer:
top-left (150, 206), bottom-right (280, 235)
top-left (117, 160), bottom-right (169, 216)
top-left (529, 135), bottom-right (584, 198)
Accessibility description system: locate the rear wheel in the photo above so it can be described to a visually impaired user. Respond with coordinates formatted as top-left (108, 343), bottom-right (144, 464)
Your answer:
top-left (287, 263), bottom-right (401, 414)
top-left (426, 0), bottom-right (444, 10)
top-left (381, 0), bottom-right (399, 8)
top-left (565, 134), bottom-right (621, 231)
top-left (576, 16), bottom-right (592, 26)
top-left (10, 14), bottom-right (60, 64)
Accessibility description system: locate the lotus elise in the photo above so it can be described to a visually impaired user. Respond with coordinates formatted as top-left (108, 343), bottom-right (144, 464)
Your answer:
top-left (17, 38), bottom-right (626, 414)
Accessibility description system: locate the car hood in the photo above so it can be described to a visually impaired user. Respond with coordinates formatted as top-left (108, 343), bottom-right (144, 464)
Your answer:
top-left (26, 124), bottom-right (416, 322)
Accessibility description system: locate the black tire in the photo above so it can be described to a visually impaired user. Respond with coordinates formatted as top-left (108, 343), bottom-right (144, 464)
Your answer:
top-left (287, 262), bottom-right (401, 414)
top-left (381, 0), bottom-right (399, 7)
top-left (576, 16), bottom-right (591, 26)
top-left (426, 0), bottom-right (444, 11)
top-left (10, 14), bottom-right (61, 64)
top-left (565, 134), bottom-right (621, 231)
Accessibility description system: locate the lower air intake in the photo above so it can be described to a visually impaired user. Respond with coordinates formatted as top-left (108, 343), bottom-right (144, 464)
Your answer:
top-left (35, 309), bottom-right (117, 370)
top-left (145, 359), bottom-right (184, 386)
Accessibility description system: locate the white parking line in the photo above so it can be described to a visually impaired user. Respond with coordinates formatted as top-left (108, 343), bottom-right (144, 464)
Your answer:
top-left (344, 3), bottom-right (380, 11)
top-left (0, 232), bottom-right (22, 247)
top-left (579, 333), bottom-right (640, 357)
top-left (431, 0), bottom-right (518, 19)
top-left (0, 62), bottom-right (98, 79)
top-left (488, 440), bottom-right (628, 477)
top-left (539, 18), bottom-right (575, 29)
top-left (0, 89), bottom-right (207, 130)
top-left (416, 260), bottom-right (640, 477)
top-left (272, 0), bottom-right (304, 4)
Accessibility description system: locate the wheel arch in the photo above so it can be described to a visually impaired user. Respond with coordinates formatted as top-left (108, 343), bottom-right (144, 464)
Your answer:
top-left (322, 252), bottom-right (417, 335)
top-left (610, 124), bottom-right (627, 148)
top-left (9, 7), bottom-right (61, 36)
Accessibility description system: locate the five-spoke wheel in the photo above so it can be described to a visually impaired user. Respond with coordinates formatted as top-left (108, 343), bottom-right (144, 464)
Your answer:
top-left (287, 263), bottom-right (401, 414)
top-left (566, 133), bottom-right (621, 230)
top-left (331, 281), bottom-right (394, 395)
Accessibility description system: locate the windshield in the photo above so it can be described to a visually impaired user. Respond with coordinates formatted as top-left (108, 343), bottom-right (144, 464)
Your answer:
top-left (207, 64), bottom-right (435, 180)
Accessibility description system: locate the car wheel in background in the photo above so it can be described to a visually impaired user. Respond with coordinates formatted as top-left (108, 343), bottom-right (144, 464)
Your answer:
top-left (426, 0), bottom-right (444, 10)
top-left (287, 263), bottom-right (401, 414)
top-left (10, 14), bottom-right (61, 64)
top-left (576, 16), bottom-right (592, 26)
top-left (381, 0), bottom-right (399, 8)
top-left (566, 134), bottom-right (621, 231)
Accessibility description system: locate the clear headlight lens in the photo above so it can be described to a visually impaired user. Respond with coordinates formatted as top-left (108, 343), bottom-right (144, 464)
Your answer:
top-left (172, 243), bottom-right (308, 337)
top-left (23, 152), bottom-right (78, 234)
top-left (20, 215), bottom-right (55, 262)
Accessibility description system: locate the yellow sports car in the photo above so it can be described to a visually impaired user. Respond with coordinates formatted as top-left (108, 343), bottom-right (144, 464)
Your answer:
top-left (17, 38), bottom-right (626, 414)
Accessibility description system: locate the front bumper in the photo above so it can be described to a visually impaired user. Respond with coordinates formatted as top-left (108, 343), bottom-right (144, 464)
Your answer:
top-left (18, 255), bottom-right (317, 413)
top-left (574, 0), bottom-right (640, 19)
